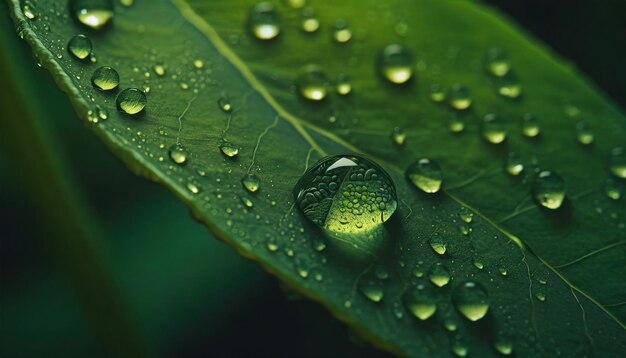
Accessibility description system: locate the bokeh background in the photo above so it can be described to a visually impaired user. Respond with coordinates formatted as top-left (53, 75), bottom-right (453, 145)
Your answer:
top-left (1, 1), bottom-right (624, 356)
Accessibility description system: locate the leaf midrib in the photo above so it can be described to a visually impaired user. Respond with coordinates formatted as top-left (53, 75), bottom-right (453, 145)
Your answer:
top-left (171, 0), bottom-right (625, 329)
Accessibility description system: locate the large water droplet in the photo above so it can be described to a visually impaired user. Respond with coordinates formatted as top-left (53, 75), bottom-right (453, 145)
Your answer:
top-left (116, 88), bottom-right (146, 115)
top-left (219, 140), bottom-right (239, 158)
top-left (428, 262), bottom-right (450, 287)
top-left (242, 173), bottom-right (261, 193)
top-left (406, 158), bottom-right (442, 193)
top-left (92, 66), bottom-right (120, 91)
top-left (332, 19), bottom-right (352, 43)
top-left (168, 143), bottom-right (188, 165)
top-left (293, 155), bottom-right (397, 255)
top-left (609, 147), bottom-right (626, 178)
top-left (296, 66), bottom-right (330, 101)
top-left (453, 281), bottom-right (490, 321)
top-left (402, 284), bottom-right (437, 320)
top-left (532, 171), bottom-right (566, 209)
top-left (485, 47), bottom-right (510, 77)
top-left (482, 113), bottom-right (507, 144)
top-left (70, 0), bottom-right (114, 30)
top-left (378, 44), bottom-right (413, 84)
top-left (68, 34), bottom-right (92, 60)
top-left (576, 121), bottom-right (594, 145)
top-left (22, 1), bottom-right (38, 20)
top-left (249, 2), bottom-right (280, 40)
top-left (522, 113), bottom-right (540, 137)
top-left (449, 84), bottom-right (471, 110)
top-left (459, 207), bottom-right (473, 223)
top-left (429, 235), bottom-right (447, 255)
top-left (505, 152), bottom-right (524, 176)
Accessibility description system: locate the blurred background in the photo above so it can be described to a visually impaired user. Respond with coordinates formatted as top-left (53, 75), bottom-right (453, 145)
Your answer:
top-left (1, 1), bottom-right (624, 357)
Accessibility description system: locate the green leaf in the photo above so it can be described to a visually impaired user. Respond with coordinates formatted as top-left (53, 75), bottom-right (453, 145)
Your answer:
top-left (6, 0), bottom-right (625, 356)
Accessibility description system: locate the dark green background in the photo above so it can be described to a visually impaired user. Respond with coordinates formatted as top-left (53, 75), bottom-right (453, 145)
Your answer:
top-left (1, 1), bottom-right (623, 356)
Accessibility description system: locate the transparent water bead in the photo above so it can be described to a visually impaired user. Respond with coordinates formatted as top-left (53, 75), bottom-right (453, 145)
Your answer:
top-left (70, 0), bottom-right (114, 30)
top-left (378, 44), bottom-right (413, 84)
top-left (249, 2), bottom-right (280, 40)
top-left (293, 155), bottom-right (397, 256)
top-left (116, 88), bottom-right (146, 115)
top-left (296, 66), bottom-right (330, 101)
top-left (609, 147), bottom-right (626, 178)
top-left (403, 284), bottom-right (437, 320)
top-left (91, 66), bottom-right (119, 91)
top-left (405, 158), bottom-right (442, 193)
top-left (485, 47), bottom-right (510, 77)
top-left (532, 171), bottom-right (565, 210)
top-left (449, 84), bottom-right (471, 110)
top-left (453, 281), bottom-right (490, 321)
top-left (68, 34), bottom-right (92, 60)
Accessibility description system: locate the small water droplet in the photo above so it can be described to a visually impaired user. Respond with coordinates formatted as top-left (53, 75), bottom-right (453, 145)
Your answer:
top-left (429, 235), bottom-right (447, 255)
top-left (241, 174), bottom-right (261, 193)
top-left (359, 279), bottom-right (384, 302)
top-left (406, 158), bottom-right (442, 193)
top-left (402, 284), bottom-right (437, 320)
top-left (300, 7), bottom-right (319, 33)
top-left (219, 140), bottom-right (239, 158)
top-left (22, 1), bottom-right (37, 19)
top-left (92, 66), bottom-right (120, 91)
top-left (521, 113), bottom-right (540, 137)
top-left (336, 74), bottom-right (352, 95)
top-left (535, 292), bottom-right (546, 301)
top-left (459, 207), bottom-right (473, 223)
top-left (332, 19), bottom-right (352, 43)
top-left (285, 0), bottom-right (306, 9)
top-left (453, 281), bottom-right (490, 321)
top-left (193, 59), bottom-right (204, 69)
top-left (493, 335), bottom-right (514, 355)
top-left (604, 178), bottom-right (622, 200)
top-left (576, 121), bottom-right (594, 145)
top-left (496, 73), bottom-right (523, 99)
top-left (428, 262), bottom-right (450, 287)
top-left (473, 257), bottom-right (484, 270)
top-left (249, 2), bottom-right (280, 40)
top-left (391, 127), bottom-right (406, 146)
top-left (482, 113), bottom-right (507, 144)
top-left (429, 84), bottom-right (446, 102)
top-left (120, 0), bottom-right (134, 7)
top-left (449, 84), bottom-right (471, 110)
top-left (609, 147), bottom-right (626, 178)
top-left (378, 44), bottom-right (413, 84)
top-left (116, 88), bottom-right (147, 115)
top-left (452, 342), bottom-right (468, 357)
top-left (443, 317), bottom-right (458, 331)
top-left (505, 152), bottom-right (524, 176)
top-left (532, 171), bottom-right (566, 209)
top-left (485, 47), bottom-right (510, 77)
top-left (241, 196), bottom-right (254, 208)
top-left (152, 63), bottom-right (166, 76)
top-left (70, 0), bottom-right (114, 30)
top-left (168, 143), bottom-right (188, 165)
top-left (296, 66), bottom-right (330, 101)
top-left (218, 94), bottom-right (233, 112)
top-left (186, 182), bottom-right (199, 194)
top-left (392, 302), bottom-right (404, 319)
top-left (375, 265), bottom-right (389, 280)
top-left (68, 34), bottom-right (92, 60)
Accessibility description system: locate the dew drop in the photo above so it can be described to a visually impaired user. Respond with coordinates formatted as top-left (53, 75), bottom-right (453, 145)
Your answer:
top-left (505, 152), bottom-right (524, 176)
top-left (70, 0), bottom-right (114, 30)
top-left (168, 143), bottom-right (188, 165)
top-left (429, 235), bottom-right (447, 255)
top-left (242, 174), bottom-right (261, 193)
top-left (116, 88), bottom-right (147, 115)
top-left (496, 73), bottom-right (523, 99)
top-left (359, 280), bottom-right (384, 303)
top-left (332, 19), bottom-right (352, 43)
top-left (604, 178), bottom-right (622, 200)
top-left (378, 44), bottom-right (413, 84)
top-left (405, 158), bottom-right (442, 194)
top-left (193, 59), bottom-right (204, 69)
top-left (391, 127), bottom-right (406, 146)
top-left (286, 0), bottom-right (306, 8)
top-left (152, 63), bottom-right (166, 77)
top-left (68, 34), bottom-right (92, 60)
top-left (449, 115), bottom-right (465, 133)
top-left (576, 121), bottom-right (594, 145)
top-left (473, 257), bottom-right (484, 270)
top-left (458, 207), bottom-right (473, 223)
top-left (452, 343), bottom-right (468, 357)
top-left (428, 262), bottom-right (450, 287)
top-left (535, 292), bottom-right (546, 302)
top-left (91, 66), bottom-right (120, 91)
top-left (493, 336), bottom-right (514, 355)
top-left (482, 113), bottom-right (507, 144)
top-left (336, 74), bottom-right (352, 95)
top-left (186, 182), bottom-right (199, 194)
top-left (249, 2), bottom-right (280, 40)
top-left (485, 47), bottom-right (510, 77)
top-left (449, 84), bottom-right (471, 110)
top-left (452, 281), bottom-right (490, 321)
top-left (219, 140), bottom-right (239, 158)
top-left (296, 66), bottom-right (330, 101)
top-left (429, 84), bottom-right (446, 102)
top-left (522, 113), bottom-right (541, 137)
top-left (443, 317), bottom-right (458, 332)
top-left (402, 284), bottom-right (437, 320)
top-left (218, 94), bottom-right (233, 112)
top-left (22, 0), bottom-right (37, 19)
top-left (609, 147), bottom-right (626, 178)
top-left (532, 171), bottom-right (566, 210)
top-left (301, 8), bottom-right (319, 33)
top-left (293, 155), bottom-right (397, 255)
